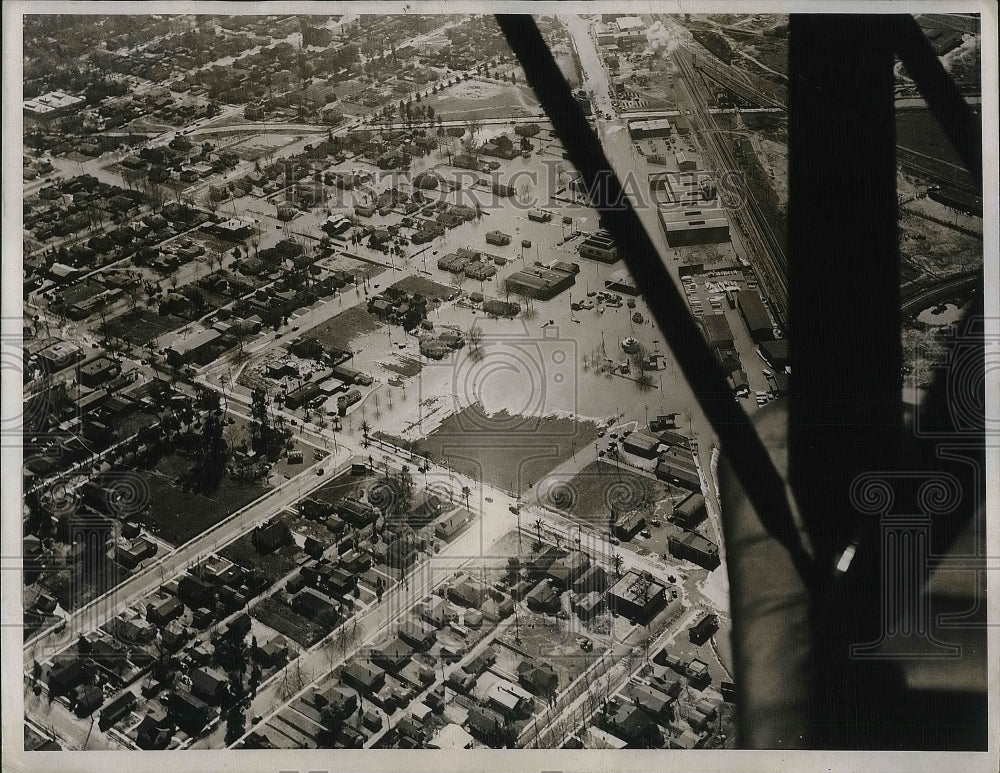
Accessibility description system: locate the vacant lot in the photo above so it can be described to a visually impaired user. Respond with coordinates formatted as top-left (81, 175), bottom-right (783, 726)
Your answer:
top-left (220, 531), bottom-right (303, 585)
top-left (252, 596), bottom-right (329, 648)
top-left (536, 460), bottom-right (671, 527)
top-left (133, 455), bottom-right (269, 546)
top-left (105, 307), bottom-right (184, 347)
top-left (309, 304), bottom-right (382, 352)
top-left (409, 406), bottom-right (600, 495)
top-left (389, 275), bottom-right (455, 303)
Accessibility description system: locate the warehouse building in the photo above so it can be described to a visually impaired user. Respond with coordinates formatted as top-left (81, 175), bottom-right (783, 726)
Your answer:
top-left (628, 118), bottom-right (672, 140)
top-left (165, 328), bottom-right (223, 366)
top-left (485, 230), bottom-right (511, 246)
top-left (607, 570), bottom-right (667, 624)
top-left (658, 204), bottom-right (730, 246)
top-left (736, 289), bottom-right (773, 342)
top-left (668, 529), bottom-right (721, 570)
top-left (672, 492), bottom-right (706, 528)
top-left (505, 264), bottom-right (576, 301)
top-left (577, 230), bottom-right (619, 263)
top-left (759, 338), bottom-right (790, 371)
top-left (701, 313), bottom-right (734, 348)
top-left (24, 90), bottom-right (84, 119)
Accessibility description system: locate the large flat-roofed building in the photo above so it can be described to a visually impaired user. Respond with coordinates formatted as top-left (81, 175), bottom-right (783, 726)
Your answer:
top-left (701, 313), bottom-right (734, 348)
top-left (649, 171), bottom-right (714, 205)
top-left (675, 150), bottom-right (697, 172)
top-left (577, 231), bottom-right (619, 263)
top-left (668, 529), bottom-right (721, 570)
top-left (165, 328), bottom-right (223, 366)
top-left (658, 204), bottom-right (730, 246)
top-left (628, 118), bottom-right (672, 139)
top-left (505, 265), bottom-right (575, 301)
top-left (604, 269), bottom-right (640, 296)
top-left (655, 447), bottom-right (701, 491)
top-left (24, 91), bottom-right (84, 119)
top-left (37, 340), bottom-right (84, 372)
top-left (736, 289), bottom-right (773, 342)
top-left (608, 570), bottom-right (667, 623)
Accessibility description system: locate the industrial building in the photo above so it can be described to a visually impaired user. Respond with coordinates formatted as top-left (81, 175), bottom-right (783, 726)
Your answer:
top-left (701, 313), bottom-right (734, 348)
top-left (577, 230), bottom-right (619, 263)
top-left (675, 150), bottom-right (697, 172)
top-left (485, 230), bottom-right (511, 246)
top-left (655, 446), bottom-right (701, 491)
top-left (627, 118), bottom-right (672, 140)
top-left (658, 204), bottom-right (730, 246)
top-left (759, 337), bottom-right (790, 371)
top-left (621, 432), bottom-right (661, 458)
top-left (672, 492), bottom-right (707, 528)
top-left (607, 570), bottom-right (667, 623)
top-left (165, 328), bottom-right (223, 366)
top-left (668, 529), bottom-right (721, 570)
top-left (604, 269), bottom-right (640, 296)
top-left (24, 90), bottom-right (84, 119)
top-left (736, 289), bottom-right (773, 342)
top-left (504, 264), bottom-right (576, 300)
top-left (649, 171), bottom-right (715, 206)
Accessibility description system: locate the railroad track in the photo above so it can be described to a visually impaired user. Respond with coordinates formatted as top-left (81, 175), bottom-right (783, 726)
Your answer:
top-left (676, 49), bottom-right (789, 327)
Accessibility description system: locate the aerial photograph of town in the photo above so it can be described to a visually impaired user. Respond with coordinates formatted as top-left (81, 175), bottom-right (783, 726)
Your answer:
top-left (9, 6), bottom-right (987, 759)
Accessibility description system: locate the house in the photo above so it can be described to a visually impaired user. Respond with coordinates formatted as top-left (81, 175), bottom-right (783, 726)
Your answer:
top-left (399, 618), bottom-right (437, 651)
top-left (486, 679), bottom-right (533, 719)
top-left (315, 684), bottom-right (359, 718)
top-left (571, 591), bottom-right (605, 621)
top-left (341, 659), bottom-right (386, 695)
top-left (525, 579), bottom-right (560, 614)
top-left (517, 660), bottom-right (559, 698)
top-left (485, 230), bottom-right (511, 246)
top-left (72, 683), bottom-right (105, 717)
top-left (111, 615), bottom-right (156, 644)
top-left (572, 564), bottom-right (609, 594)
top-left (429, 722), bottom-right (476, 749)
top-left (135, 708), bottom-right (174, 750)
top-left (602, 701), bottom-right (663, 748)
top-left (252, 519), bottom-right (291, 554)
top-left (189, 666), bottom-right (228, 704)
top-left (546, 550), bottom-right (591, 589)
top-left (167, 690), bottom-right (218, 736)
top-left (420, 597), bottom-right (458, 628)
top-left (462, 645), bottom-right (497, 677)
top-left (370, 637), bottom-right (413, 673)
top-left (253, 635), bottom-right (289, 668)
top-left (435, 507), bottom-right (470, 541)
top-left (446, 669), bottom-right (477, 694)
top-left (624, 681), bottom-right (675, 722)
top-left (466, 705), bottom-right (508, 747)
top-left (147, 595), bottom-right (185, 627)
top-left (447, 576), bottom-right (484, 608)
